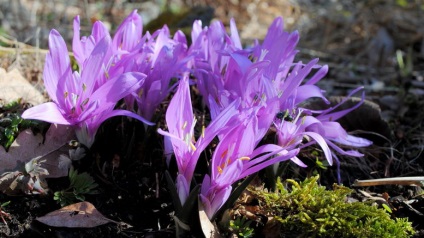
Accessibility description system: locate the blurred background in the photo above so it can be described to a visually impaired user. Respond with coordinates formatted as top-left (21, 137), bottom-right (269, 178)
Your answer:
top-left (1, 0), bottom-right (423, 93)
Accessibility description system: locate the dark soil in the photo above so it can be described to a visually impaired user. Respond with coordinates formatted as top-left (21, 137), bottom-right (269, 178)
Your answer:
top-left (0, 118), bottom-right (177, 237)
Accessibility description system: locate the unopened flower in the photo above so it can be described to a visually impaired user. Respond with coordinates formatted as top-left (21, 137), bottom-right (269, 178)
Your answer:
top-left (189, 19), bottom-right (247, 110)
top-left (108, 11), bottom-right (189, 121)
top-left (72, 16), bottom-right (109, 65)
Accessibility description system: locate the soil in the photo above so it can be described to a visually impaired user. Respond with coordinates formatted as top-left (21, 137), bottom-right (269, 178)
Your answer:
top-left (0, 0), bottom-right (424, 237)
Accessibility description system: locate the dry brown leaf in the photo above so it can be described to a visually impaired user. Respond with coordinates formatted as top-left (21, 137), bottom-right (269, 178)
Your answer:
top-left (0, 124), bottom-right (75, 195)
top-left (36, 202), bottom-right (113, 228)
top-left (0, 124), bottom-right (74, 177)
top-left (0, 68), bottom-right (45, 105)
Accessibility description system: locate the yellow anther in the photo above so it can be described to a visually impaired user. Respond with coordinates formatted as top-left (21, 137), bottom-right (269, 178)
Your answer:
top-left (189, 141), bottom-right (197, 151)
top-left (182, 121), bottom-right (187, 130)
top-left (239, 156), bottom-right (250, 161)
top-left (221, 149), bottom-right (228, 159)
top-left (201, 125), bottom-right (205, 138)
top-left (284, 109), bottom-right (290, 118)
top-left (82, 83), bottom-right (87, 92)
top-left (217, 166), bottom-right (223, 174)
top-left (64, 92), bottom-right (68, 98)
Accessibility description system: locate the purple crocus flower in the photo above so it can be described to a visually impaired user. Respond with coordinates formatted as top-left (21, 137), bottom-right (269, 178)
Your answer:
top-left (73, 10), bottom-right (187, 122)
top-left (72, 15), bottom-right (111, 70)
top-left (200, 111), bottom-right (300, 219)
top-left (189, 19), bottom-right (248, 109)
top-left (111, 10), bottom-right (143, 56)
top-left (191, 16), bottom-right (372, 195)
top-left (246, 17), bottom-right (371, 170)
top-left (301, 87), bottom-right (373, 181)
top-left (110, 23), bottom-right (188, 121)
top-left (158, 76), bottom-right (240, 205)
top-left (22, 29), bottom-right (153, 147)
top-left (133, 27), bottom-right (188, 121)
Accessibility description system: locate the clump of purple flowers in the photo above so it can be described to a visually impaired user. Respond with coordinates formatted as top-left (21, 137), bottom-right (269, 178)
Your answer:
top-left (22, 10), bottom-right (187, 147)
top-left (164, 17), bottom-right (372, 219)
top-left (22, 11), bottom-right (372, 221)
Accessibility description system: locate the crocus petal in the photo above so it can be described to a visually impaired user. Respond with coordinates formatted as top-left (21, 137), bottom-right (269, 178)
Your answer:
top-left (157, 127), bottom-right (192, 175)
top-left (249, 144), bottom-right (284, 159)
top-left (191, 20), bottom-right (203, 45)
top-left (318, 121), bottom-right (347, 138)
top-left (173, 30), bottom-right (187, 45)
top-left (195, 97), bottom-right (240, 153)
top-left (165, 78), bottom-right (194, 140)
top-left (241, 148), bottom-right (299, 178)
top-left (326, 140), bottom-right (366, 157)
top-left (255, 100), bottom-right (279, 143)
top-left (210, 123), bottom-right (256, 180)
top-left (44, 29), bottom-right (72, 104)
top-left (291, 156), bottom-right (307, 167)
top-left (22, 102), bottom-right (71, 125)
top-left (80, 35), bottom-right (112, 95)
top-left (176, 174), bottom-right (190, 205)
top-left (97, 109), bottom-right (154, 127)
top-left (230, 18), bottom-right (242, 49)
top-left (332, 134), bottom-right (373, 147)
top-left (242, 147), bottom-right (286, 171)
top-left (72, 16), bottom-right (84, 66)
top-left (279, 59), bottom-right (318, 105)
top-left (113, 10), bottom-right (142, 52)
top-left (295, 85), bottom-right (329, 105)
top-left (318, 87), bottom-right (364, 121)
top-left (90, 72), bottom-right (146, 110)
top-left (214, 159), bottom-right (243, 186)
top-left (262, 17), bottom-right (284, 50)
top-left (208, 185), bottom-right (232, 220)
top-left (305, 65), bottom-right (328, 85)
top-left (303, 132), bottom-right (333, 165)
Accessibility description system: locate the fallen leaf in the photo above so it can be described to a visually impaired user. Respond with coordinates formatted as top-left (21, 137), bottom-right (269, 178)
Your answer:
top-left (0, 124), bottom-right (75, 195)
top-left (0, 124), bottom-right (75, 177)
top-left (0, 68), bottom-right (45, 106)
top-left (36, 202), bottom-right (113, 228)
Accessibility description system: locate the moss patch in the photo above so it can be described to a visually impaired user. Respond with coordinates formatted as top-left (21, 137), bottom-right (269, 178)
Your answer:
top-left (233, 176), bottom-right (415, 238)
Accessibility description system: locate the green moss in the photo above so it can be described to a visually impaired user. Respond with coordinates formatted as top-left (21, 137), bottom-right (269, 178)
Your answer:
top-left (0, 99), bottom-right (46, 150)
top-left (247, 176), bottom-right (415, 238)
